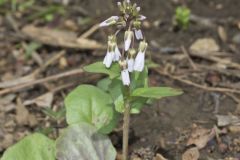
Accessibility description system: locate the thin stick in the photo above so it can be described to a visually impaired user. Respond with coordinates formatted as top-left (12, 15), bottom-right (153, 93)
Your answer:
top-left (0, 68), bottom-right (83, 96)
top-left (123, 100), bottom-right (131, 160)
top-left (154, 68), bottom-right (240, 94)
top-left (78, 24), bottom-right (99, 39)
top-left (181, 46), bottom-right (197, 70)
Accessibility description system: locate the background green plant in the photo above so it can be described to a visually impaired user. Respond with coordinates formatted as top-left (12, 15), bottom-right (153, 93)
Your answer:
top-left (175, 6), bottom-right (191, 30)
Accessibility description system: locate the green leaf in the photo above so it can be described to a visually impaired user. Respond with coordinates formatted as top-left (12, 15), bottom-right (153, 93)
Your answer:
top-left (130, 97), bottom-right (149, 114)
top-left (56, 123), bottom-right (116, 160)
top-left (1, 133), bottom-right (55, 160)
top-left (65, 85), bottom-right (117, 134)
top-left (130, 66), bottom-right (148, 92)
top-left (131, 87), bottom-right (183, 99)
top-left (97, 78), bottom-right (112, 92)
top-left (84, 62), bottom-right (120, 79)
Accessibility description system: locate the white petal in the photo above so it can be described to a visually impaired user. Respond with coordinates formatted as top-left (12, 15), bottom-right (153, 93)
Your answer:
top-left (127, 59), bottom-right (134, 72)
top-left (134, 52), bottom-right (145, 72)
top-left (113, 46), bottom-right (121, 62)
top-left (121, 69), bottom-right (130, 86)
top-left (125, 39), bottom-right (131, 51)
top-left (135, 29), bottom-right (143, 40)
top-left (103, 52), bottom-right (113, 68)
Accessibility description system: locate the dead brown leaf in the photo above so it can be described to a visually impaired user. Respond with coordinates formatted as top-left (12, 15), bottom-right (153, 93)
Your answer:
top-left (187, 126), bottom-right (215, 149)
top-left (16, 98), bottom-right (30, 125)
top-left (24, 92), bottom-right (54, 108)
top-left (216, 115), bottom-right (240, 127)
top-left (22, 25), bottom-right (105, 50)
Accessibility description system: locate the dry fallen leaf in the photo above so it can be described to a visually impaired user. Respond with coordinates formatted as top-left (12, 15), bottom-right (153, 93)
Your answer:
top-left (190, 38), bottom-right (220, 54)
top-left (24, 92), bottom-right (54, 108)
top-left (216, 115), bottom-right (240, 127)
top-left (16, 98), bottom-right (30, 125)
top-left (187, 126), bottom-right (215, 149)
top-left (182, 147), bottom-right (200, 160)
top-left (16, 98), bottom-right (38, 126)
top-left (22, 25), bottom-right (105, 50)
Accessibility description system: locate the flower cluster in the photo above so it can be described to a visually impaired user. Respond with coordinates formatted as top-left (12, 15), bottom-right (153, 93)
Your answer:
top-left (99, 0), bottom-right (148, 86)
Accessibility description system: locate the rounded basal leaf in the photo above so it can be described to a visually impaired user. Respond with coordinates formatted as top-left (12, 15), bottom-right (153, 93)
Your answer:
top-left (65, 85), bottom-right (116, 134)
top-left (97, 78), bottom-right (112, 92)
top-left (56, 123), bottom-right (116, 160)
top-left (1, 133), bottom-right (55, 160)
top-left (84, 61), bottom-right (120, 79)
top-left (131, 87), bottom-right (183, 99)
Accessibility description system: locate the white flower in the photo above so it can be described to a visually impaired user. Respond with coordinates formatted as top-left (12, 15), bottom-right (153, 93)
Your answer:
top-left (134, 29), bottom-right (143, 40)
top-left (103, 51), bottom-right (113, 68)
top-left (127, 58), bottom-right (134, 72)
top-left (133, 52), bottom-right (145, 71)
top-left (124, 31), bottom-right (133, 51)
top-left (121, 69), bottom-right (130, 86)
top-left (103, 39), bottom-right (116, 68)
top-left (113, 46), bottom-right (121, 62)
top-left (134, 41), bottom-right (148, 72)
top-left (99, 16), bottom-right (119, 27)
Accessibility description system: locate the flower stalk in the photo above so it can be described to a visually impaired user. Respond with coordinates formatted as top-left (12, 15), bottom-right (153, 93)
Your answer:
top-left (99, 0), bottom-right (148, 159)
top-left (122, 99), bottom-right (131, 160)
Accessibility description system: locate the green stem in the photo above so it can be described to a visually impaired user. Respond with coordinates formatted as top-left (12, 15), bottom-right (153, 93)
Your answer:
top-left (122, 100), bottom-right (130, 160)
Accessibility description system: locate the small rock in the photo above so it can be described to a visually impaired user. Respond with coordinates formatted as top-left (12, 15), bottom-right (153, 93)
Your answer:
top-left (190, 38), bottom-right (220, 53)
top-left (232, 33), bottom-right (240, 44)
top-left (182, 147), bottom-right (200, 160)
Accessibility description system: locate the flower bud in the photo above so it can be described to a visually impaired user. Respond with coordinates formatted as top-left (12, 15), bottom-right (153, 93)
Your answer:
top-left (119, 60), bottom-right (130, 86)
top-left (124, 30), bottom-right (133, 51)
top-left (99, 16), bottom-right (119, 27)
top-left (134, 29), bottom-right (143, 40)
top-left (138, 15), bottom-right (146, 21)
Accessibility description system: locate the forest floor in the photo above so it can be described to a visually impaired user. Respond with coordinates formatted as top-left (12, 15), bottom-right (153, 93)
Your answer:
top-left (0, 0), bottom-right (240, 159)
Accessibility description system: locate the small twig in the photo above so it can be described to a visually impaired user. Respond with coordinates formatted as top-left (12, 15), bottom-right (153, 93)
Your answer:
top-left (78, 24), bottom-right (100, 39)
top-left (189, 51), bottom-right (240, 70)
top-left (181, 46), bottom-right (197, 70)
top-left (0, 68), bottom-right (84, 96)
top-left (153, 68), bottom-right (240, 94)
top-left (0, 51), bottom-right (66, 89)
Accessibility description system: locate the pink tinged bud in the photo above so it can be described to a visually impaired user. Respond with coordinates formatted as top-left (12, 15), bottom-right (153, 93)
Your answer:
top-left (127, 58), bottom-right (134, 72)
top-left (139, 15), bottom-right (146, 21)
top-left (103, 51), bottom-right (113, 68)
top-left (99, 16), bottom-right (119, 27)
top-left (124, 31), bottom-right (133, 51)
top-left (121, 69), bottom-right (130, 86)
top-left (134, 29), bottom-right (143, 40)
top-left (126, 0), bottom-right (130, 3)
top-left (113, 46), bottom-right (121, 62)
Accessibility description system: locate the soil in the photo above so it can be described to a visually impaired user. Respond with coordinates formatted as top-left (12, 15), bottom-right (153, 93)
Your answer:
top-left (0, 0), bottom-right (240, 159)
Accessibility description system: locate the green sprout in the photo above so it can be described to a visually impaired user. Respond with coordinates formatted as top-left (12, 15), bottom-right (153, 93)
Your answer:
top-left (175, 6), bottom-right (191, 30)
